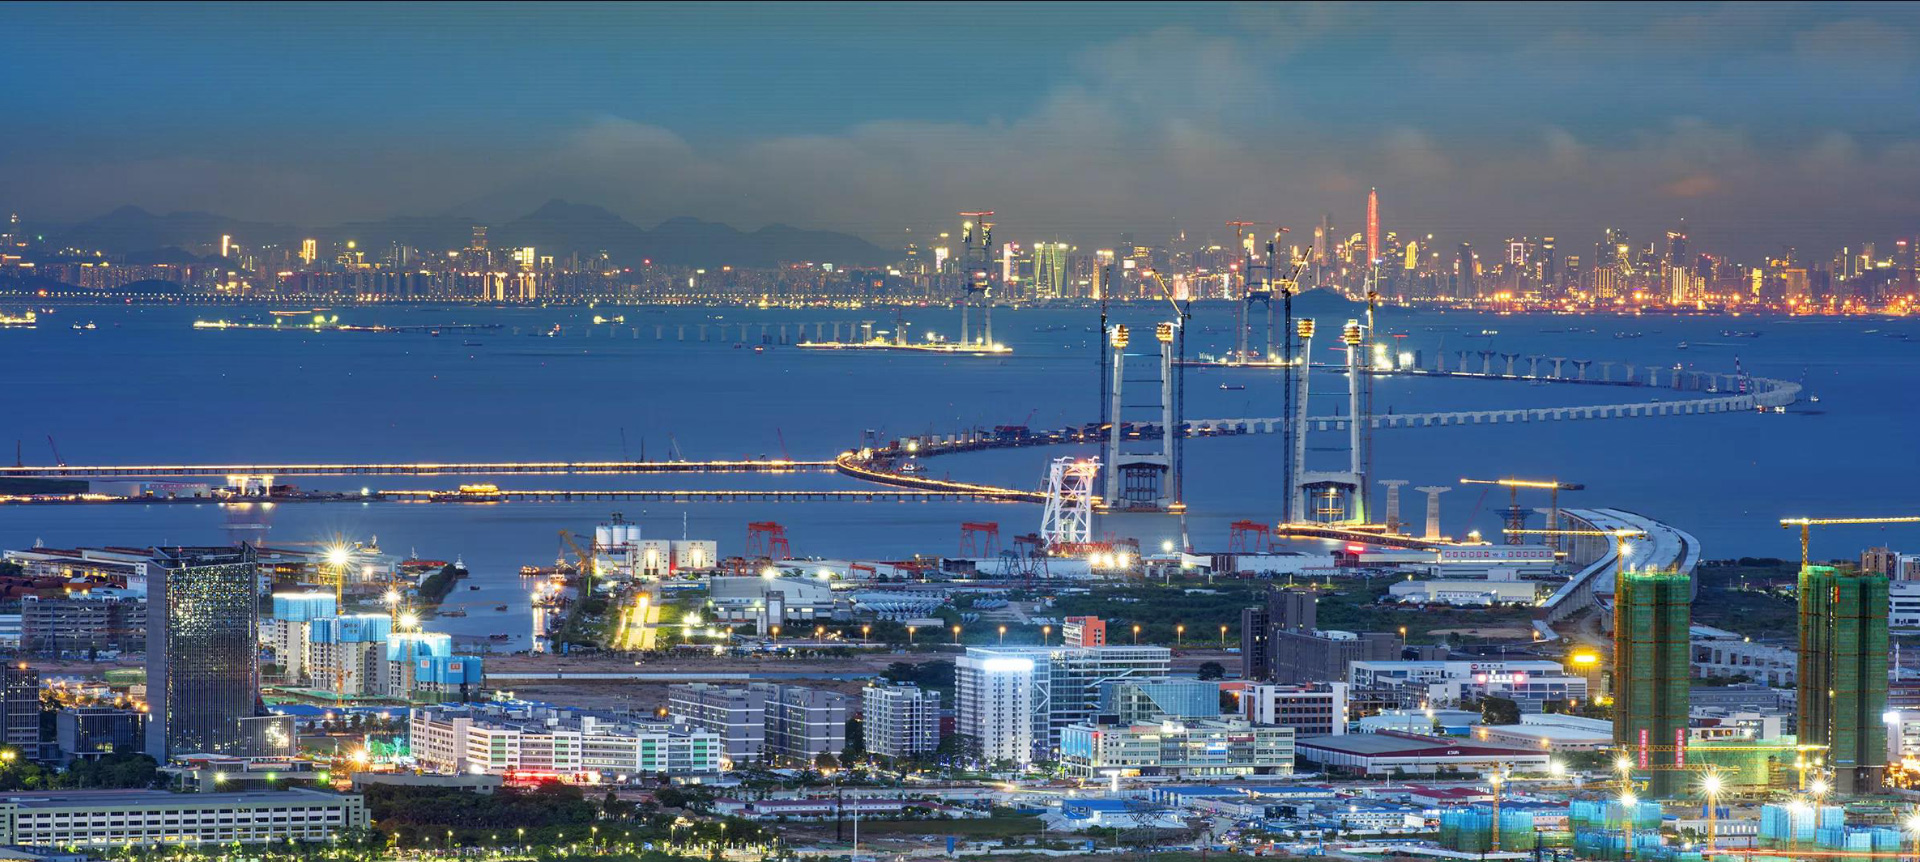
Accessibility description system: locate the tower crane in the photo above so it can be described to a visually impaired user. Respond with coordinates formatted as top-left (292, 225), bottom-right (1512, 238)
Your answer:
top-left (558, 530), bottom-right (598, 600)
top-left (1460, 477), bottom-right (1584, 549)
top-left (1779, 516), bottom-right (1920, 568)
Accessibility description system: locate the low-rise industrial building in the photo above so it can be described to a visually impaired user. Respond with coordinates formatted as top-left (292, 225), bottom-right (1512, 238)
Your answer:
top-left (1059, 718), bottom-right (1295, 778)
top-left (0, 789), bottom-right (366, 848)
top-left (1294, 730), bottom-right (1550, 776)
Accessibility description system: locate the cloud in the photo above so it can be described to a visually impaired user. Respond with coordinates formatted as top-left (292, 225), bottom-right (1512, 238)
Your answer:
top-left (4, 6), bottom-right (1919, 258)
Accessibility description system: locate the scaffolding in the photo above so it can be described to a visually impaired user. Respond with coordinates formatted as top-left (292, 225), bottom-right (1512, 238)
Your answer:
top-left (1799, 565), bottom-right (1891, 795)
top-left (1614, 568), bottom-right (1692, 797)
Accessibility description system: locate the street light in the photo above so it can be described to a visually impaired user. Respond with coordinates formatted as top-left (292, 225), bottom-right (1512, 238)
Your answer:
top-left (907, 625), bottom-right (916, 646)
top-left (862, 624), bottom-right (871, 644)
top-left (1219, 624), bottom-right (1228, 649)
top-left (998, 625), bottom-right (1007, 645)
top-left (1700, 771), bottom-right (1724, 855)
top-left (1176, 624), bottom-right (1185, 646)
top-left (952, 624), bottom-right (961, 644)
top-left (1042, 624), bottom-right (1051, 646)
top-left (1132, 624), bottom-right (1141, 645)
top-left (1903, 810), bottom-right (1920, 862)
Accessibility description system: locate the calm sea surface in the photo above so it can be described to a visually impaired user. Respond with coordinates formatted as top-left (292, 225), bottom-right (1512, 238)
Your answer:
top-left (8, 300), bottom-right (1917, 642)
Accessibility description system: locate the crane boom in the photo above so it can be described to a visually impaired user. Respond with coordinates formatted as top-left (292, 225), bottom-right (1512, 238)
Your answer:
top-left (1780, 515), bottom-right (1920, 567)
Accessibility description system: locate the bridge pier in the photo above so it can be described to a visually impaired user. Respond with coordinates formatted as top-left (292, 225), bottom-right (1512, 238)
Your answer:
top-left (1550, 357), bottom-right (1566, 379)
top-left (1598, 361), bottom-right (1615, 382)
top-left (1478, 350), bottom-right (1495, 376)
top-left (1572, 359), bottom-right (1591, 381)
top-left (1501, 353), bottom-right (1519, 377)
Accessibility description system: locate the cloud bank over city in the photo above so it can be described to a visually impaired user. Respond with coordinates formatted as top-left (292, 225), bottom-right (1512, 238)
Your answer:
top-left (3, 2), bottom-right (1917, 256)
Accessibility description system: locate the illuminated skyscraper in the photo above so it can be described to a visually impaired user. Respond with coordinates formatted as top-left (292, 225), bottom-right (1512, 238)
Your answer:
top-left (299, 238), bottom-right (317, 267)
top-left (1454, 242), bottom-right (1476, 298)
top-left (147, 546), bottom-right (262, 759)
top-left (1033, 242), bottom-right (1070, 299)
top-left (1365, 188), bottom-right (1379, 265)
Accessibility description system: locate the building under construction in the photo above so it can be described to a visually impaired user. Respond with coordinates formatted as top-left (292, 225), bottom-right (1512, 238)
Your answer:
top-left (1613, 569), bottom-right (1691, 797)
top-left (1797, 565), bottom-right (1889, 795)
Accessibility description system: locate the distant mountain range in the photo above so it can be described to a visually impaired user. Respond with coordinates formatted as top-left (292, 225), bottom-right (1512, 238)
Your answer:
top-left (52, 200), bottom-right (896, 268)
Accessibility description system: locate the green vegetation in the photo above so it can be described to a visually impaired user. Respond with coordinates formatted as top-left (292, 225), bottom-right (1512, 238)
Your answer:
top-left (360, 781), bottom-right (773, 848)
top-left (0, 750), bottom-right (161, 791)
top-left (417, 563), bottom-right (466, 605)
top-left (1050, 583), bottom-right (1261, 646)
top-left (1691, 559), bottom-right (1799, 638)
top-left (880, 660), bottom-right (955, 696)
top-left (1309, 579), bottom-right (1534, 643)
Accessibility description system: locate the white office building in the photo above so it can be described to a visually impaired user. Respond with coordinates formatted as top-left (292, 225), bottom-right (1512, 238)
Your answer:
top-left (410, 703), bottom-right (722, 779)
top-left (1244, 682), bottom-right (1350, 736)
top-left (862, 682), bottom-right (942, 758)
top-left (957, 645), bottom-right (1171, 764)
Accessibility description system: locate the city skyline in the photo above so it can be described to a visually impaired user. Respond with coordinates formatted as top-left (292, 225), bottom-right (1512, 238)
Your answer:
top-left (3, 3), bottom-right (1918, 258)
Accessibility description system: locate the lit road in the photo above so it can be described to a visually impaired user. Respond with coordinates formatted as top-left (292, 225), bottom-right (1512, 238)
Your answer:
top-left (0, 459), bottom-right (829, 478)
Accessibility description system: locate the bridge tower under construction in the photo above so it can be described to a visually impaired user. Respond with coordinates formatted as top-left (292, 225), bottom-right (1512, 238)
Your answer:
top-left (959, 212), bottom-right (996, 347)
top-left (1103, 322), bottom-right (1181, 512)
top-left (1291, 318), bottom-right (1371, 524)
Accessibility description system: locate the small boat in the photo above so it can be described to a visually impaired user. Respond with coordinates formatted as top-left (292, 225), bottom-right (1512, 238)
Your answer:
top-left (899, 460), bottom-right (925, 475)
top-left (441, 610), bottom-right (467, 617)
top-left (469, 585), bottom-right (481, 590)
top-left (72, 322), bottom-right (96, 331)
top-left (753, 345), bottom-right (766, 353)
top-left (489, 633), bottom-right (511, 641)
top-left (495, 604), bottom-right (509, 612)
top-left (1809, 394), bottom-right (1821, 403)
top-left (1219, 384), bottom-right (1246, 391)
top-left (462, 340), bottom-right (483, 347)
top-left (1676, 341), bottom-right (1688, 349)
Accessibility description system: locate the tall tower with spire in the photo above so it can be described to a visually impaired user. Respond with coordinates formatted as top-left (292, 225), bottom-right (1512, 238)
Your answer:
top-left (1365, 188), bottom-right (1380, 265)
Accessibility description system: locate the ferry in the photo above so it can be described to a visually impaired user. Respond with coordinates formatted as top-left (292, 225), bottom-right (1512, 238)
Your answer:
top-left (0, 311), bottom-right (36, 328)
top-left (440, 609), bottom-right (468, 618)
top-left (71, 321), bottom-right (96, 331)
top-left (898, 460), bottom-right (926, 475)
top-left (1219, 383), bottom-right (1246, 391)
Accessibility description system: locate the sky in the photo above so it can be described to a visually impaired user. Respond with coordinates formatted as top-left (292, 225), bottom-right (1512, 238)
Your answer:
top-left (3, 1), bottom-right (1919, 259)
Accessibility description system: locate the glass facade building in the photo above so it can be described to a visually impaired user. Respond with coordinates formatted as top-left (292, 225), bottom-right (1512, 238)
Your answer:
top-left (146, 546), bottom-right (261, 759)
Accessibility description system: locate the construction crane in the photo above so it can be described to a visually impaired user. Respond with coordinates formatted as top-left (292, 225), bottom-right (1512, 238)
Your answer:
top-left (1780, 516), bottom-right (1920, 568)
top-left (1460, 477), bottom-right (1585, 549)
top-left (558, 530), bottom-right (598, 600)
top-left (46, 435), bottom-right (65, 468)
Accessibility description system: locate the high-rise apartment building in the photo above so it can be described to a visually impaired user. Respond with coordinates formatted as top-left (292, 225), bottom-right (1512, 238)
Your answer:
top-left (0, 663), bottom-right (41, 755)
top-left (1613, 569), bottom-right (1691, 796)
top-left (667, 682), bottom-right (847, 765)
top-left (1798, 565), bottom-right (1890, 795)
top-left (861, 682), bottom-right (941, 759)
top-left (146, 546), bottom-right (262, 760)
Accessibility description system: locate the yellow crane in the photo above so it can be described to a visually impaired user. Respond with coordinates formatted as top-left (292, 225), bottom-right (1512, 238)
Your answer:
top-left (1780, 516), bottom-right (1920, 568)
top-left (558, 530), bottom-right (598, 599)
top-left (1461, 477), bottom-right (1584, 550)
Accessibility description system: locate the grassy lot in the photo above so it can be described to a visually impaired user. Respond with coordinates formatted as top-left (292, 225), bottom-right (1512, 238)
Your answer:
top-left (1691, 560), bottom-right (1799, 639)
top-left (1310, 578), bottom-right (1534, 644)
top-left (1047, 578), bottom-right (1536, 647)
top-left (855, 815), bottom-right (1045, 837)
